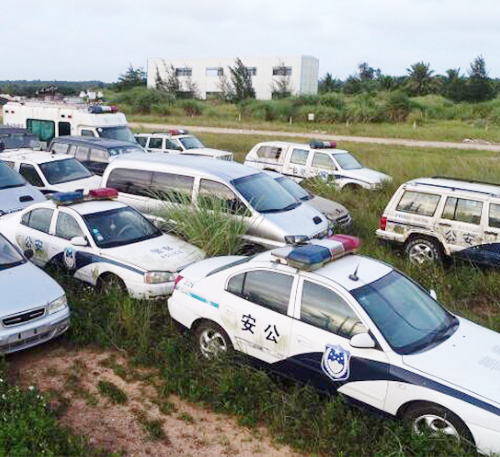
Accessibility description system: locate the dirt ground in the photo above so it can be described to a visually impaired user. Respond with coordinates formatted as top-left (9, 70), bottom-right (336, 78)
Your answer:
top-left (9, 343), bottom-right (300, 456)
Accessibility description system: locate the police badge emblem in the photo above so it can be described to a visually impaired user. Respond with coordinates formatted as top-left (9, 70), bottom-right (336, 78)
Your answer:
top-left (321, 344), bottom-right (351, 381)
top-left (63, 247), bottom-right (76, 269)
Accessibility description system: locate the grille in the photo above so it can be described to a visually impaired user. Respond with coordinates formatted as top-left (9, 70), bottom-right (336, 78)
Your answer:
top-left (3, 308), bottom-right (45, 327)
top-left (335, 214), bottom-right (351, 225)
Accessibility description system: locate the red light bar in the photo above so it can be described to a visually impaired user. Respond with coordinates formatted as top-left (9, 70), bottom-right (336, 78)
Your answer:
top-left (328, 234), bottom-right (362, 252)
top-left (168, 129), bottom-right (188, 135)
top-left (88, 188), bottom-right (118, 200)
top-left (310, 140), bottom-right (337, 149)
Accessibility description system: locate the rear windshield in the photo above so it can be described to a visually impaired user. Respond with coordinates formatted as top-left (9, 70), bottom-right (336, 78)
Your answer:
top-left (108, 146), bottom-right (145, 156)
top-left (39, 158), bottom-right (93, 184)
top-left (0, 162), bottom-right (26, 190)
top-left (97, 126), bottom-right (136, 144)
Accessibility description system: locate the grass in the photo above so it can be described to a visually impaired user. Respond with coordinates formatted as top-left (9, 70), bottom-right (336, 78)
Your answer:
top-left (98, 381), bottom-right (128, 405)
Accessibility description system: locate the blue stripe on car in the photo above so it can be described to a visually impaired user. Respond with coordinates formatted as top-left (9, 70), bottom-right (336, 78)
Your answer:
top-left (73, 251), bottom-right (145, 275)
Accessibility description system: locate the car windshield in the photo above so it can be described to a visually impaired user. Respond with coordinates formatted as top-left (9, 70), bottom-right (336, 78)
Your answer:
top-left (0, 162), bottom-right (26, 190)
top-left (39, 158), bottom-right (93, 184)
top-left (179, 136), bottom-right (204, 150)
top-left (351, 270), bottom-right (457, 355)
top-left (97, 126), bottom-right (136, 144)
top-left (83, 206), bottom-right (162, 249)
top-left (0, 233), bottom-right (24, 271)
top-left (276, 176), bottom-right (313, 201)
top-left (333, 153), bottom-right (363, 170)
top-left (232, 173), bottom-right (300, 213)
top-left (108, 146), bottom-right (145, 157)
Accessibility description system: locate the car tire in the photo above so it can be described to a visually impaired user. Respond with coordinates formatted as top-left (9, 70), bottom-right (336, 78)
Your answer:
top-left (195, 321), bottom-right (233, 359)
top-left (97, 274), bottom-right (127, 295)
top-left (402, 403), bottom-right (474, 445)
top-left (404, 237), bottom-right (443, 265)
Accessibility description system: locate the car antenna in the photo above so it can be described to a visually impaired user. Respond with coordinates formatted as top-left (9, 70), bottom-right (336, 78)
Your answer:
top-left (349, 262), bottom-right (360, 281)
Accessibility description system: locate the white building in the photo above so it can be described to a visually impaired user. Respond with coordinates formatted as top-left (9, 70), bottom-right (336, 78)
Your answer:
top-left (147, 56), bottom-right (319, 100)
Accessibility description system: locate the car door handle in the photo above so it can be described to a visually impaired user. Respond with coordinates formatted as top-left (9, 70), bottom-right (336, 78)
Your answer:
top-left (439, 222), bottom-right (451, 227)
top-left (297, 336), bottom-right (312, 348)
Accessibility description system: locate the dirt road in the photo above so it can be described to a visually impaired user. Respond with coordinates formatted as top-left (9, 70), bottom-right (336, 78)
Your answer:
top-left (130, 122), bottom-right (500, 152)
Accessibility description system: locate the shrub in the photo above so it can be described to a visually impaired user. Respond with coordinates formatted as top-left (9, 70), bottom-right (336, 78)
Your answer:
top-left (179, 99), bottom-right (203, 116)
top-left (385, 91), bottom-right (412, 121)
top-left (319, 93), bottom-right (346, 109)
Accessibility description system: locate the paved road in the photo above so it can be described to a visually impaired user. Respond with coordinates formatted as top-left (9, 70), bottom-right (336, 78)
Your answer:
top-left (130, 122), bottom-right (500, 152)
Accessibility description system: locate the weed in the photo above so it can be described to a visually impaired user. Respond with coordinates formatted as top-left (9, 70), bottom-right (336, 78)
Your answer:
top-left (177, 411), bottom-right (195, 424)
top-left (98, 381), bottom-right (127, 405)
top-left (134, 409), bottom-right (169, 442)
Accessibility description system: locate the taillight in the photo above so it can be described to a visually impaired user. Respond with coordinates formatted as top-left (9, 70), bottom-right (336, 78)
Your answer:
top-left (174, 275), bottom-right (183, 287)
top-left (379, 217), bottom-right (387, 231)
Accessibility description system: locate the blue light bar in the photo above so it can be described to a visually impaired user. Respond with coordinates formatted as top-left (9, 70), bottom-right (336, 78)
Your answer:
top-left (286, 245), bottom-right (331, 266)
top-left (51, 190), bottom-right (84, 205)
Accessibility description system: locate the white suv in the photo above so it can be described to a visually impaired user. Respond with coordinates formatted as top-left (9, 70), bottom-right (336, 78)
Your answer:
top-left (376, 176), bottom-right (500, 265)
top-left (134, 130), bottom-right (233, 161)
top-left (244, 140), bottom-right (391, 190)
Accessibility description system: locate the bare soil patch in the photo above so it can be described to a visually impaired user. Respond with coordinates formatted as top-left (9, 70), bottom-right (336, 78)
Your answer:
top-left (9, 343), bottom-right (300, 456)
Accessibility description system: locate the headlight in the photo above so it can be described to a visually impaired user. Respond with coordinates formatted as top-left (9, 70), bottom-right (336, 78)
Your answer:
top-left (48, 295), bottom-right (67, 315)
top-left (144, 271), bottom-right (175, 284)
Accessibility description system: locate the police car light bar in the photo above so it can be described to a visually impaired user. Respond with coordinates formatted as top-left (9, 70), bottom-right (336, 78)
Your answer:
top-left (168, 129), bottom-right (189, 135)
top-left (273, 235), bottom-right (361, 271)
top-left (310, 140), bottom-right (336, 149)
top-left (88, 105), bottom-right (119, 114)
top-left (88, 188), bottom-right (118, 200)
top-left (51, 190), bottom-right (84, 206)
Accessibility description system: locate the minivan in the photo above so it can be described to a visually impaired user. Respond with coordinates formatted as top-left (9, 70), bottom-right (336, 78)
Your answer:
top-left (48, 136), bottom-right (145, 175)
top-left (101, 154), bottom-right (331, 248)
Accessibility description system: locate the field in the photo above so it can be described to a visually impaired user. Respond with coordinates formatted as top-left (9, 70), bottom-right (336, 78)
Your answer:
top-left (5, 132), bottom-right (500, 456)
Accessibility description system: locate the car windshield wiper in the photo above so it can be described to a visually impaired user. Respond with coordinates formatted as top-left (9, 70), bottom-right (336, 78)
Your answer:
top-left (428, 319), bottom-right (459, 346)
top-left (260, 202), bottom-right (300, 213)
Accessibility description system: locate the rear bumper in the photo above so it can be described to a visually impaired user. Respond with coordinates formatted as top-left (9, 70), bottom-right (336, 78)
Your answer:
top-left (0, 308), bottom-right (70, 354)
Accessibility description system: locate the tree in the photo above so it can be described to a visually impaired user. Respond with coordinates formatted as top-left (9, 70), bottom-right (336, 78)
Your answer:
top-left (358, 62), bottom-right (379, 82)
top-left (441, 68), bottom-right (466, 102)
top-left (466, 55), bottom-right (494, 102)
top-left (270, 60), bottom-right (293, 99)
top-left (116, 64), bottom-right (146, 91)
top-left (228, 58), bottom-right (255, 101)
top-left (318, 73), bottom-right (342, 93)
top-left (155, 64), bottom-right (180, 95)
top-left (405, 62), bottom-right (436, 96)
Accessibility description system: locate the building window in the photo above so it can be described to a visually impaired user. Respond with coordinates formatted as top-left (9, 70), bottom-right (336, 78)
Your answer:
top-left (273, 66), bottom-right (292, 76)
top-left (206, 67), bottom-right (224, 77)
top-left (244, 67), bottom-right (257, 77)
top-left (175, 67), bottom-right (192, 77)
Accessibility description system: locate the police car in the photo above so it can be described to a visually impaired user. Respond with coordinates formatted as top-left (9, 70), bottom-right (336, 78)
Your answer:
top-left (169, 235), bottom-right (500, 454)
top-left (0, 188), bottom-right (205, 299)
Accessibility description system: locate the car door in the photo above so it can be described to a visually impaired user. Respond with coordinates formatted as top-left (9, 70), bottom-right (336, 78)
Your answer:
top-left (435, 196), bottom-right (485, 256)
top-left (88, 148), bottom-right (109, 175)
top-left (105, 168), bottom-right (154, 215)
top-left (310, 152), bottom-right (337, 183)
top-left (15, 207), bottom-right (56, 267)
top-left (287, 277), bottom-right (389, 410)
top-left (219, 268), bottom-right (297, 364)
top-left (283, 148), bottom-right (310, 180)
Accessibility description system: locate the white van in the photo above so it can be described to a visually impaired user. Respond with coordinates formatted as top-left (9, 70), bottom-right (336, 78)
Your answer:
top-left (244, 140), bottom-right (391, 190)
top-left (2, 101), bottom-right (135, 145)
top-left (101, 154), bottom-right (331, 249)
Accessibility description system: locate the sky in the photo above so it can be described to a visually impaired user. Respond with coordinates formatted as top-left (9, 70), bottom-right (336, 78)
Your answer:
top-left (1, 0), bottom-right (499, 82)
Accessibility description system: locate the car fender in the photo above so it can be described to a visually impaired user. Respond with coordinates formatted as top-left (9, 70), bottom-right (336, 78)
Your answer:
top-left (404, 229), bottom-right (450, 255)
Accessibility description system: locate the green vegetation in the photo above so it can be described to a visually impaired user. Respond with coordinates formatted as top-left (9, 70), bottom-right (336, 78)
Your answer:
top-left (98, 380), bottom-right (128, 405)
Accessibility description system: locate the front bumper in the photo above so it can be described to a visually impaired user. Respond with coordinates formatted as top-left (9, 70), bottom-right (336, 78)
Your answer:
top-left (0, 308), bottom-right (70, 354)
top-left (126, 280), bottom-right (175, 300)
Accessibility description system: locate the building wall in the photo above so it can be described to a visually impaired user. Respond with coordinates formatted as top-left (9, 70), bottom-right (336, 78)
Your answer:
top-left (147, 56), bottom-right (319, 100)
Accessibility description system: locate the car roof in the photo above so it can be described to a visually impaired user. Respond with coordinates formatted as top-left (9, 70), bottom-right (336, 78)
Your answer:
top-left (0, 126), bottom-right (31, 135)
top-left (111, 153), bottom-right (260, 181)
top-left (36, 199), bottom-right (127, 216)
top-left (50, 136), bottom-right (137, 148)
top-left (0, 149), bottom-right (73, 164)
top-left (255, 141), bottom-right (349, 154)
top-left (406, 177), bottom-right (500, 198)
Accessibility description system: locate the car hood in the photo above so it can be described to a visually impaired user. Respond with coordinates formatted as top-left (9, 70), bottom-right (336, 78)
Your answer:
top-left (54, 175), bottom-right (102, 193)
top-left (345, 168), bottom-right (391, 185)
top-left (0, 185), bottom-right (46, 215)
top-left (308, 196), bottom-right (350, 220)
top-left (102, 233), bottom-right (205, 273)
top-left (0, 261), bottom-right (64, 316)
top-left (185, 148), bottom-right (233, 158)
top-left (403, 317), bottom-right (500, 407)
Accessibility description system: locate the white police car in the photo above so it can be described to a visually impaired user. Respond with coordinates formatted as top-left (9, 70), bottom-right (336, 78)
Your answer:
top-left (169, 235), bottom-right (500, 454)
top-left (0, 188), bottom-right (205, 299)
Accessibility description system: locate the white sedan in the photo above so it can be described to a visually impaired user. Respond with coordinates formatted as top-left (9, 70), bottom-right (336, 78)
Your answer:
top-left (169, 235), bottom-right (500, 454)
top-left (0, 188), bottom-right (205, 299)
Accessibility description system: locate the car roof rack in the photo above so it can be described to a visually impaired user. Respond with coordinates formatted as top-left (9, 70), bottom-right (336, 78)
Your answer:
top-left (432, 176), bottom-right (500, 187)
top-left (411, 176), bottom-right (500, 198)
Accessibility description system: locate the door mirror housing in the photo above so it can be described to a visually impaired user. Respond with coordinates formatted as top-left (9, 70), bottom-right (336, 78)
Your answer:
top-left (71, 236), bottom-right (88, 247)
top-left (350, 332), bottom-right (376, 349)
top-left (429, 289), bottom-right (437, 300)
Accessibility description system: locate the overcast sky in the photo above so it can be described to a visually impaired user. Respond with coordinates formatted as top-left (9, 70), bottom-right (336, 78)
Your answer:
top-left (2, 0), bottom-right (499, 82)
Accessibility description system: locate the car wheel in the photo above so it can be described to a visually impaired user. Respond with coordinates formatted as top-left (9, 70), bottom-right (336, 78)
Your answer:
top-left (403, 403), bottom-right (474, 445)
top-left (97, 274), bottom-right (127, 295)
top-left (195, 322), bottom-right (233, 359)
top-left (405, 238), bottom-right (443, 265)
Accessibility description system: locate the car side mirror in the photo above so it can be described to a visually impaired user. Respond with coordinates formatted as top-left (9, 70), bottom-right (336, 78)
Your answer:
top-left (23, 249), bottom-right (34, 260)
top-left (429, 289), bottom-right (437, 300)
top-left (71, 236), bottom-right (88, 247)
top-left (350, 332), bottom-right (376, 349)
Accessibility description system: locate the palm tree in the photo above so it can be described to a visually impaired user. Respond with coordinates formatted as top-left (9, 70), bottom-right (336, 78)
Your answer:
top-left (406, 62), bottom-right (435, 96)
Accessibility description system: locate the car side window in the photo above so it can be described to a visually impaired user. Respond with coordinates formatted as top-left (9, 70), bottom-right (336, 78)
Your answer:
top-left (290, 148), bottom-right (309, 166)
top-left (256, 146), bottom-right (282, 160)
top-left (21, 208), bottom-right (54, 233)
top-left (19, 163), bottom-right (44, 187)
top-left (301, 280), bottom-right (367, 338)
top-left (75, 146), bottom-right (90, 161)
top-left (55, 212), bottom-right (84, 240)
top-left (135, 136), bottom-right (148, 147)
top-left (312, 152), bottom-right (335, 170)
top-left (89, 148), bottom-right (109, 163)
top-left (226, 270), bottom-right (293, 315)
top-left (165, 139), bottom-right (182, 151)
top-left (442, 197), bottom-right (483, 225)
top-left (106, 168), bottom-right (153, 196)
top-left (152, 172), bottom-right (194, 203)
top-left (81, 130), bottom-right (95, 137)
top-left (50, 142), bottom-right (69, 154)
top-left (68, 144), bottom-right (78, 157)
top-left (396, 191), bottom-right (441, 217)
top-left (199, 179), bottom-right (248, 215)
top-left (149, 138), bottom-right (163, 149)
top-left (489, 203), bottom-right (500, 229)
